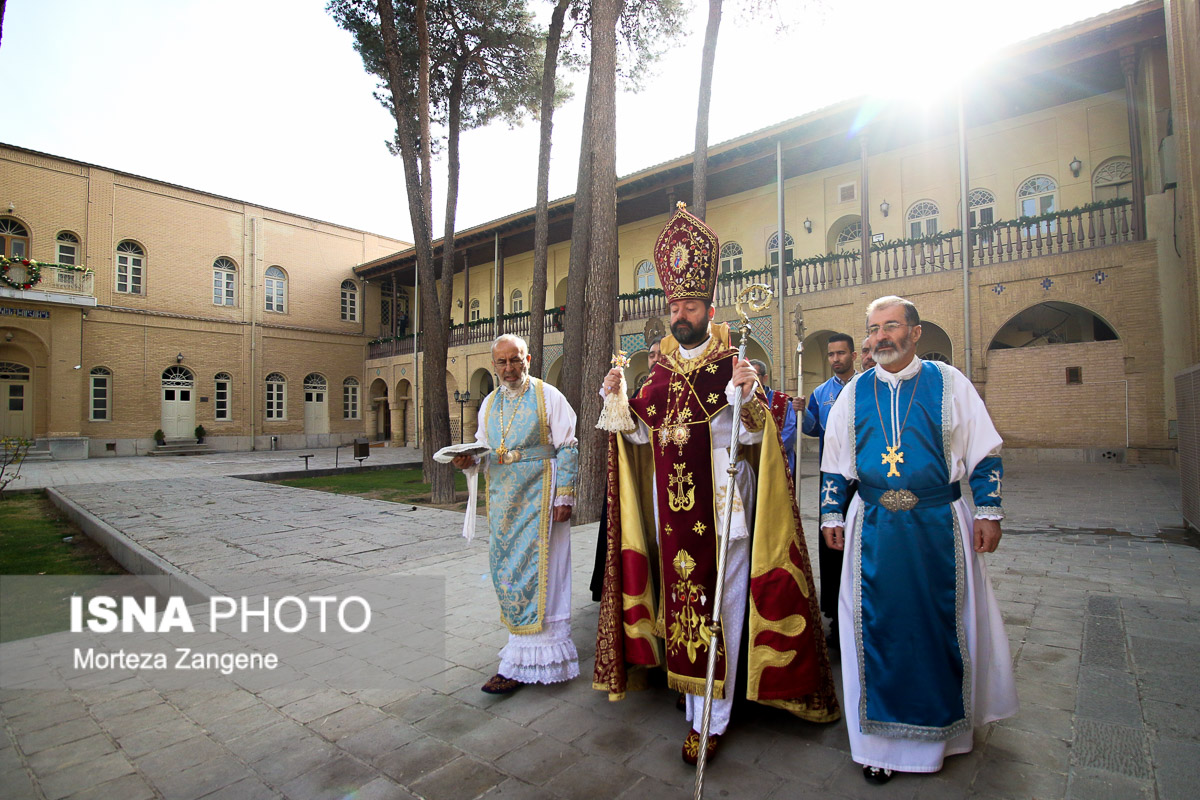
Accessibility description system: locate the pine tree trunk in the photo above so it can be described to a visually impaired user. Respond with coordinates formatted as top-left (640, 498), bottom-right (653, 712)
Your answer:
top-left (376, 0), bottom-right (453, 503)
top-left (692, 0), bottom-right (722, 221)
top-left (559, 67), bottom-right (596, 415)
top-left (528, 0), bottom-right (571, 379)
top-left (574, 0), bottom-right (622, 524)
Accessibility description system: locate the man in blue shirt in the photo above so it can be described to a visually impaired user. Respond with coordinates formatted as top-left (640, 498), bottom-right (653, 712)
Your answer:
top-left (800, 333), bottom-right (858, 647)
top-left (750, 360), bottom-right (797, 475)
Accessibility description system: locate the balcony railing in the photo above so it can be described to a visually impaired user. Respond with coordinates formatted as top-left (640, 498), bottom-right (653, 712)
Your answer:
top-left (1, 261), bottom-right (95, 298)
top-left (374, 202), bottom-right (1139, 346)
top-left (367, 311), bottom-right (566, 359)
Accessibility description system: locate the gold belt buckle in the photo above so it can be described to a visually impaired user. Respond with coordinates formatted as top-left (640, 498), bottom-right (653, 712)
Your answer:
top-left (879, 489), bottom-right (919, 511)
top-left (499, 449), bottom-right (521, 465)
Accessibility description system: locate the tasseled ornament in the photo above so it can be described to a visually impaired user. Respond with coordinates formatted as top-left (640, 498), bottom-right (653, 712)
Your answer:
top-left (595, 350), bottom-right (637, 433)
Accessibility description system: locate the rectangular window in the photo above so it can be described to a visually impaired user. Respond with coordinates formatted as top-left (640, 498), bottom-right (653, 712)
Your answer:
top-left (344, 385), bottom-right (359, 419)
top-left (116, 256), bottom-right (143, 294)
top-left (341, 290), bottom-right (358, 321)
top-left (90, 376), bottom-right (109, 421)
top-left (266, 382), bottom-right (285, 420)
top-left (58, 243), bottom-right (77, 266)
top-left (1066, 367), bottom-right (1082, 385)
top-left (214, 379), bottom-right (230, 421)
top-left (265, 281), bottom-right (284, 312)
top-left (213, 272), bottom-right (235, 306)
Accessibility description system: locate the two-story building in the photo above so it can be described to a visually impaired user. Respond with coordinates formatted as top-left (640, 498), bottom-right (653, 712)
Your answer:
top-left (0, 150), bottom-right (409, 457)
top-left (355, 0), bottom-right (1197, 464)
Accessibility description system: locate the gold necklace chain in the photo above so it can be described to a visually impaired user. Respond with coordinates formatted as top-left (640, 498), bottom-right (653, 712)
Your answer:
top-left (873, 364), bottom-right (922, 478)
top-left (495, 381), bottom-right (529, 460)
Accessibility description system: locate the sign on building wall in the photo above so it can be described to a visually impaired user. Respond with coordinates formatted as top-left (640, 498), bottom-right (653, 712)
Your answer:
top-left (0, 306), bottom-right (50, 319)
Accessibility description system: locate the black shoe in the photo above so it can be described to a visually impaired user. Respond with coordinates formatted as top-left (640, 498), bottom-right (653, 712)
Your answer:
top-left (862, 766), bottom-right (894, 785)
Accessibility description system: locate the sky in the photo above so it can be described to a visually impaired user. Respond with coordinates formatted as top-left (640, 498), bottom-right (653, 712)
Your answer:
top-left (0, 0), bottom-right (1131, 244)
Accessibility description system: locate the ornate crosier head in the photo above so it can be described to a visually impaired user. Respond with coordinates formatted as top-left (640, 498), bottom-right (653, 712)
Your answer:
top-left (734, 284), bottom-right (774, 337)
top-left (611, 350), bottom-right (631, 370)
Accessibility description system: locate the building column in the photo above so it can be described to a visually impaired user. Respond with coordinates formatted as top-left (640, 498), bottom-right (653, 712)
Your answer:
top-left (859, 133), bottom-right (872, 281)
top-left (1122, 45), bottom-right (1148, 241)
top-left (390, 401), bottom-right (403, 446)
top-left (494, 233), bottom-right (505, 336)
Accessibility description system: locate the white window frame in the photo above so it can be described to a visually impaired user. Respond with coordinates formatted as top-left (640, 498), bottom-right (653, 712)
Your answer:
top-left (89, 367), bottom-right (111, 421)
top-left (343, 377), bottom-right (360, 420)
top-left (835, 220), bottom-right (862, 253)
top-left (116, 241), bottom-right (144, 295)
top-left (719, 242), bottom-right (743, 274)
top-left (1092, 158), bottom-right (1133, 202)
top-left (213, 257), bottom-right (237, 306)
top-left (968, 189), bottom-right (997, 244)
top-left (214, 372), bottom-right (232, 421)
top-left (906, 200), bottom-right (940, 238)
top-left (57, 231), bottom-right (80, 266)
top-left (510, 288), bottom-right (523, 314)
top-left (265, 373), bottom-right (287, 420)
top-left (635, 260), bottom-right (656, 290)
top-left (767, 231), bottom-right (794, 267)
top-left (340, 279), bottom-right (358, 322)
top-left (0, 218), bottom-right (30, 259)
top-left (470, 298), bottom-right (480, 321)
top-left (264, 266), bottom-right (287, 313)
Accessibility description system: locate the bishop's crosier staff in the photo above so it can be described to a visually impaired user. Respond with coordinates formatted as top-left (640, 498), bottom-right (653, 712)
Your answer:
top-left (693, 283), bottom-right (773, 800)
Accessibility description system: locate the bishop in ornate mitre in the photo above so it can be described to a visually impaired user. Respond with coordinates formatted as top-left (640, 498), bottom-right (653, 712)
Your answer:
top-left (593, 203), bottom-right (839, 766)
top-left (818, 295), bottom-right (1017, 786)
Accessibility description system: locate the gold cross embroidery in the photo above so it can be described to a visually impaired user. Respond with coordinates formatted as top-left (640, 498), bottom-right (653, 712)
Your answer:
top-left (667, 464), bottom-right (696, 512)
top-left (882, 445), bottom-right (904, 477)
top-left (693, 521), bottom-right (707, 536)
top-left (707, 393), bottom-right (719, 404)
top-left (646, 405), bottom-right (656, 416)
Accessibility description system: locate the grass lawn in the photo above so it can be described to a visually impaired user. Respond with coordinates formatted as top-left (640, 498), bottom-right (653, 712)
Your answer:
top-left (275, 466), bottom-right (486, 513)
top-left (0, 492), bottom-right (129, 643)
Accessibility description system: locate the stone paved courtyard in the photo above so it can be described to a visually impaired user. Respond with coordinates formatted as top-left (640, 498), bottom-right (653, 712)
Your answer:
top-left (1, 449), bottom-right (1196, 799)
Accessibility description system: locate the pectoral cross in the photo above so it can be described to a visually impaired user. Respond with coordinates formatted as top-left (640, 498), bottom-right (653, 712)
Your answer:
top-left (881, 445), bottom-right (904, 478)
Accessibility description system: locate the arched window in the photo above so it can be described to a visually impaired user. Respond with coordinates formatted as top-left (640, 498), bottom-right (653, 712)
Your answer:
top-left (214, 372), bottom-right (232, 421)
top-left (767, 231), bottom-right (794, 267)
top-left (968, 189), bottom-right (996, 245)
top-left (89, 367), bottom-right (111, 421)
top-left (340, 279), bottom-right (358, 322)
top-left (1093, 158), bottom-right (1132, 202)
top-left (719, 242), bottom-right (743, 275)
top-left (907, 200), bottom-right (940, 238)
top-left (1017, 176), bottom-right (1057, 217)
top-left (264, 266), bottom-right (287, 312)
top-left (0, 218), bottom-right (29, 259)
top-left (115, 241), bottom-right (145, 295)
top-left (510, 288), bottom-right (523, 314)
top-left (635, 260), bottom-right (656, 290)
top-left (835, 220), bottom-right (862, 253)
top-left (470, 298), bottom-right (480, 321)
top-left (343, 377), bottom-right (360, 419)
top-left (213, 258), bottom-right (237, 306)
top-left (57, 231), bottom-right (80, 265)
top-left (265, 373), bottom-right (287, 420)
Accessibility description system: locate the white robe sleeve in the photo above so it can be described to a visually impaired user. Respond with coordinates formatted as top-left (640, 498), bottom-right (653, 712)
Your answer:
top-left (818, 384), bottom-right (856, 530)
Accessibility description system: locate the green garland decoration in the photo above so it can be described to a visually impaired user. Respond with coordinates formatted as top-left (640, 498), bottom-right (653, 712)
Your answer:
top-left (1, 257), bottom-right (43, 290)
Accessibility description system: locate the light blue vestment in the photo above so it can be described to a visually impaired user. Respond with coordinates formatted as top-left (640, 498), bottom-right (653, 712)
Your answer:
top-left (484, 377), bottom-right (578, 634)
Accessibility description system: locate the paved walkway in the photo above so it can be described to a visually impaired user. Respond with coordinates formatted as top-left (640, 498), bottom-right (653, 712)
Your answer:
top-left (1, 450), bottom-right (1196, 800)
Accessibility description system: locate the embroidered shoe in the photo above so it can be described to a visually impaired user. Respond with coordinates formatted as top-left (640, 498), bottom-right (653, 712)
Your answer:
top-left (682, 729), bottom-right (720, 766)
top-left (481, 674), bottom-right (523, 694)
top-left (862, 765), bottom-right (894, 785)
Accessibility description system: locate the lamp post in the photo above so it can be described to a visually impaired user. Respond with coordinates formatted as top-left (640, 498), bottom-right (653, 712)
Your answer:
top-left (453, 390), bottom-right (472, 443)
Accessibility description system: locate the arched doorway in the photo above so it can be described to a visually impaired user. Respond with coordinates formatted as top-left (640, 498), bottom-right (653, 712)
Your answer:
top-left (161, 366), bottom-right (195, 439)
top-left (916, 321), bottom-right (953, 365)
top-left (553, 277), bottom-right (569, 308)
top-left (545, 357), bottom-right (562, 388)
top-left (369, 377), bottom-right (389, 442)
top-left (0, 360), bottom-right (32, 439)
top-left (985, 302), bottom-right (1124, 448)
top-left (800, 330), bottom-right (837, 391)
top-left (303, 373), bottom-right (329, 435)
